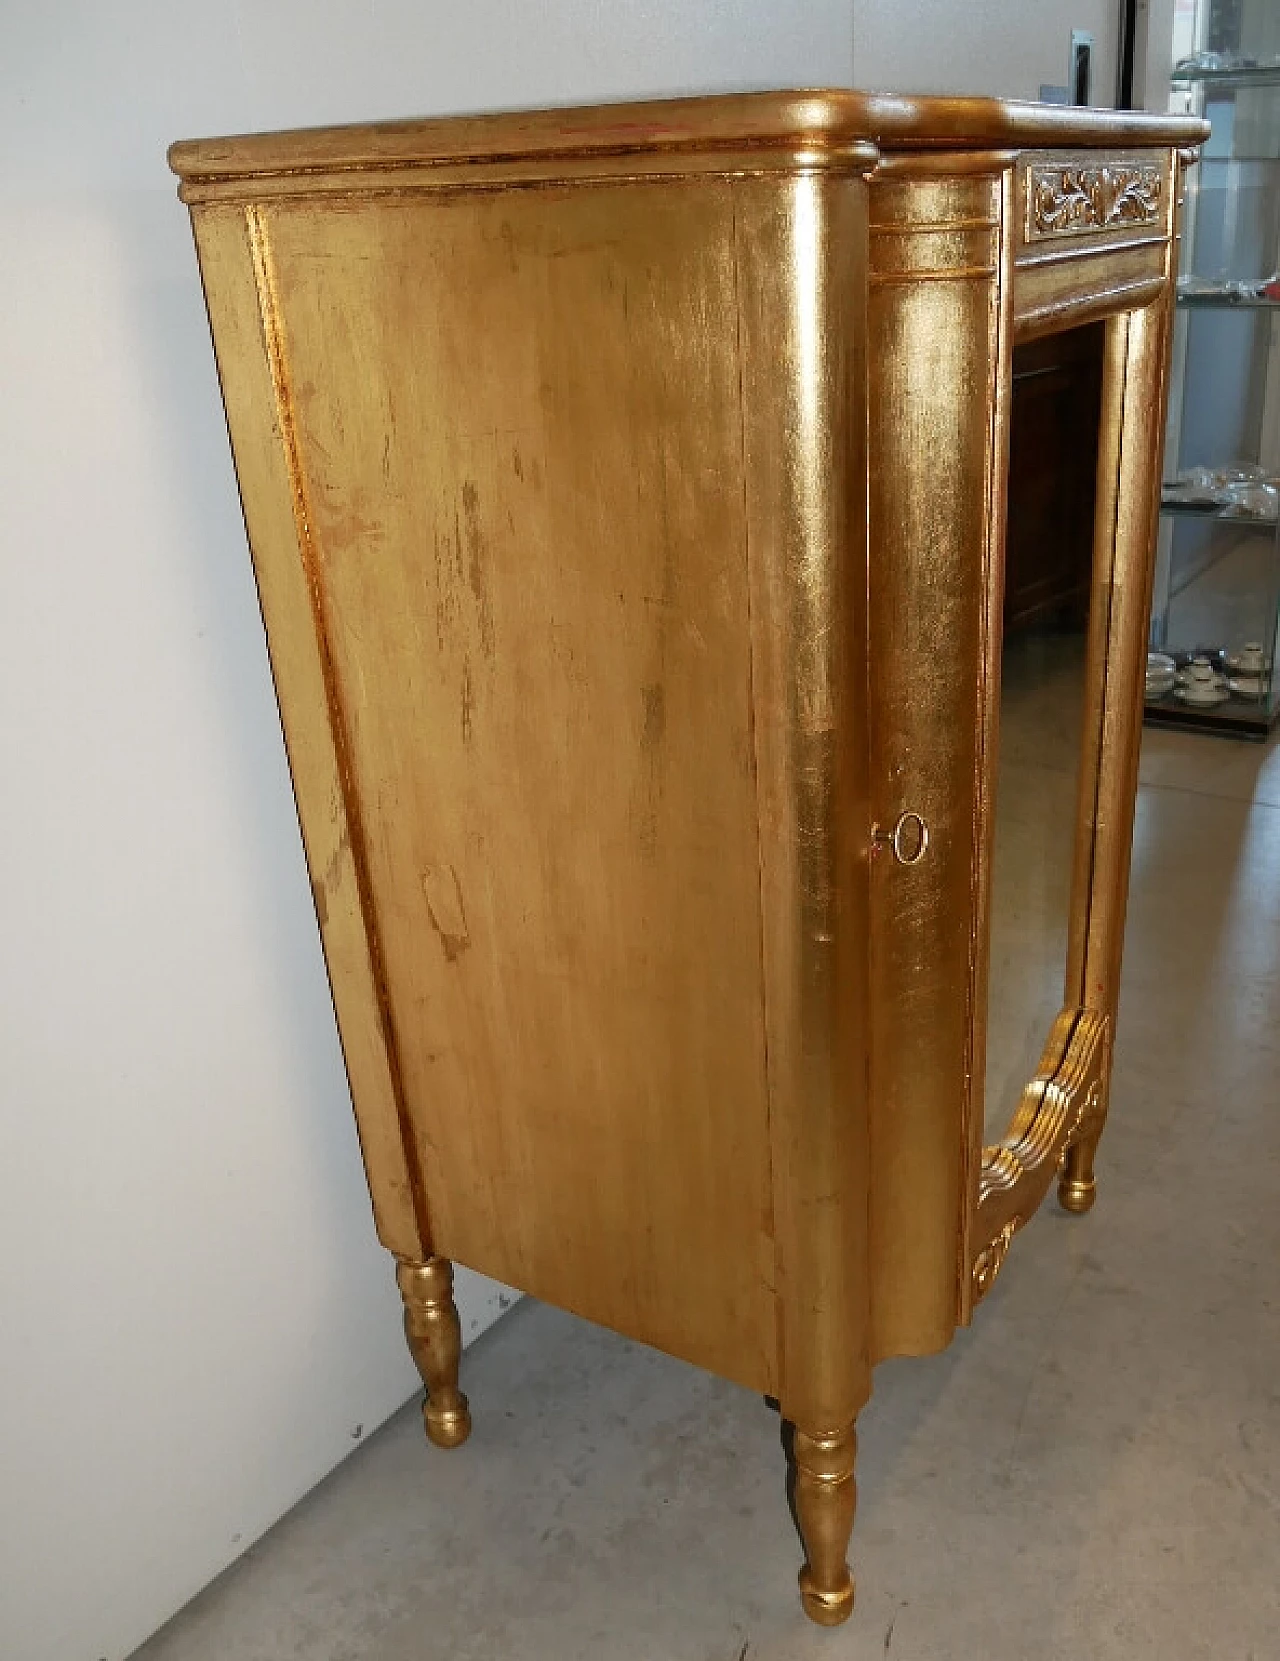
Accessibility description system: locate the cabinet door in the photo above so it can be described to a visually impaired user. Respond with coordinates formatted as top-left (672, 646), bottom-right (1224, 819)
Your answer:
top-left (866, 151), bottom-right (1178, 1349)
top-left (972, 300), bottom-right (1173, 1302)
top-left (969, 148), bottom-right (1181, 1306)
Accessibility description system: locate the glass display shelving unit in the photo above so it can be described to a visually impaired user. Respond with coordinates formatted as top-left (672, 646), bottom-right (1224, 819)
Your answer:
top-left (1148, 0), bottom-right (1280, 736)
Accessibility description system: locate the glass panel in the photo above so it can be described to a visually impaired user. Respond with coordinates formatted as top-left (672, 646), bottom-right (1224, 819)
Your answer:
top-left (1155, 0), bottom-right (1280, 736)
top-left (984, 323), bottom-right (1102, 1146)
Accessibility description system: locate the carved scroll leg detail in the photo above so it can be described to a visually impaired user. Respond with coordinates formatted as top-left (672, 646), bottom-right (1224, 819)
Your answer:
top-left (395, 1256), bottom-right (472, 1449)
top-left (1058, 1079), bottom-right (1106, 1215)
top-left (793, 1422), bottom-right (857, 1627)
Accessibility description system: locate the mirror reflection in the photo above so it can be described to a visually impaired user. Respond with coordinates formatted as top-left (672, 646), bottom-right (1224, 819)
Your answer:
top-left (984, 321), bottom-right (1104, 1147)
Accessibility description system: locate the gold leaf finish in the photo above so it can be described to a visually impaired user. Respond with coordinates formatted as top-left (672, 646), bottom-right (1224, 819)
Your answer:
top-left (793, 1424), bottom-right (858, 1626)
top-left (396, 1257), bottom-right (471, 1449)
top-left (171, 91), bottom-right (1202, 1624)
top-left (972, 1218), bottom-right (1021, 1302)
top-left (971, 1011), bottom-right (1109, 1293)
top-left (979, 1014), bottom-right (1107, 1209)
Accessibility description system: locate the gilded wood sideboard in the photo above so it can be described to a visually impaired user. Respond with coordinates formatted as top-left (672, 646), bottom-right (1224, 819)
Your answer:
top-left (170, 91), bottom-right (1206, 1625)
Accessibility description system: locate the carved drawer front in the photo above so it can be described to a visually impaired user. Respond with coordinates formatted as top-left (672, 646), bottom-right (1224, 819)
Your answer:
top-left (1012, 149), bottom-right (1176, 339)
top-left (1017, 151), bottom-right (1171, 259)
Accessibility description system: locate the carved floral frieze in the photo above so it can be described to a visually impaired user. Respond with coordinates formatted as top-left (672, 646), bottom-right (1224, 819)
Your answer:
top-left (1027, 163), bottom-right (1163, 240)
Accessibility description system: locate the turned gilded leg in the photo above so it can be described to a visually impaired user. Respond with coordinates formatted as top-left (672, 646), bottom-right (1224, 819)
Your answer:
top-left (395, 1256), bottom-right (471, 1449)
top-left (792, 1422), bottom-right (857, 1626)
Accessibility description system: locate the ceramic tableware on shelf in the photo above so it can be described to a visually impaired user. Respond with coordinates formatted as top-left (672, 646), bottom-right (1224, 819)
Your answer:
top-left (1145, 650), bottom-right (1177, 700)
top-left (1225, 641), bottom-right (1272, 700)
top-left (1225, 642), bottom-right (1271, 676)
top-left (1163, 465), bottom-right (1228, 509)
top-left (1175, 654), bottom-right (1230, 706)
top-left (1222, 479), bottom-right (1279, 520)
top-left (1161, 463), bottom-right (1278, 520)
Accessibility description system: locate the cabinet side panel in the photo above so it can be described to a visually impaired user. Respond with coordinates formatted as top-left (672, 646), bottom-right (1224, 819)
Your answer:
top-left (189, 206), bottom-right (426, 1260)
top-left (736, 174), bottom-right (873, 1430)
top-left (866, 172), bottom-right (1008, 1359)
top-left (252, 183), bottom-right (778, 1393)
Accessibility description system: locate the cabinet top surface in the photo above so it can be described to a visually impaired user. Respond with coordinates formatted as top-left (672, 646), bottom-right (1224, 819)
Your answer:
top-left (169, 89), bottom-right (1208, 186)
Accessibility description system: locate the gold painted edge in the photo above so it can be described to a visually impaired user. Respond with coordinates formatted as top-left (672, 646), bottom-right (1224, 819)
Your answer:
top-left (244, 204), bottom-right (435, 1246)
top-left (169, 90), bottom-right (1206, 187)
top-left (176, 146), bottom-right (880, 206)
top-left (956, 161), bottom-right (1018, 1327)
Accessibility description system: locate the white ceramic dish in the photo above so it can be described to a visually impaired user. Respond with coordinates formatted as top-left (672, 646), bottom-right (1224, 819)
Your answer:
top-left (1145, 651), bottom-right (1177, 700)
top-left (1174, 683), bottom-right (1231, 707)
top-left (1225, 644), bottom-right (1272, 676)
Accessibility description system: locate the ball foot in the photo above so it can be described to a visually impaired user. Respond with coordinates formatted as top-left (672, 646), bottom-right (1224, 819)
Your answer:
top-left (424, 1395), bottom-right (472, 1449)
top-left (799, 1566), bottom-right (855, 1626)
top-left (1058, 1173), bottom-right (1097, 1214)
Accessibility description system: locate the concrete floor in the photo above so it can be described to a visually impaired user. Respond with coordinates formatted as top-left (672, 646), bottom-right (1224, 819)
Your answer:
top-left (134, 723), bottom-right (1280, 1661)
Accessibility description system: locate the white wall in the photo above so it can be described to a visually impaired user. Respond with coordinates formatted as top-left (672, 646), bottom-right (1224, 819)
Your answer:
top-left (854, 0), bottom-right (1120, 103)
top-left (0, 6), bottom-right (852, 1661)
top-left (1138, 0), bottom-right (1180, 113)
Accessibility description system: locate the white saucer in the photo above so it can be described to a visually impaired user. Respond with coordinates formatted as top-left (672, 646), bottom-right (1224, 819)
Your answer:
top-left (1175, 683), bottom-right (1230, 707)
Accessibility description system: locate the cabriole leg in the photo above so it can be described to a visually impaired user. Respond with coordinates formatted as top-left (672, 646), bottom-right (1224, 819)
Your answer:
top-left (792, 1421), bottom-right (857, 1626)
top-left (395, 1256), bottom-right (472, 1449)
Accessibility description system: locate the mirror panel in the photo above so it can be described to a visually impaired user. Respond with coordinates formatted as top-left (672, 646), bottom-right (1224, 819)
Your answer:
top-left (984, 629), bottom-right (1090, 1143)
top-left (984, 321), bottom-right (1105, 1148)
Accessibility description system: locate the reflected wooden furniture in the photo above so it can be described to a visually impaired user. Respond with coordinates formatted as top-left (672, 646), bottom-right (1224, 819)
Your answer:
top-left (170, 92), bottom-right (1206, 1626)
top-left (1005, 322), bottom-right (1105, 633)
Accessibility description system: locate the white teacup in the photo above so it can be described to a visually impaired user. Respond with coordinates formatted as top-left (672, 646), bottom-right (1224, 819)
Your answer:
top-left (1235, 642), bottom-right (1267, 674)
top-left (1180, 657), bottom-right (1224, 703)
